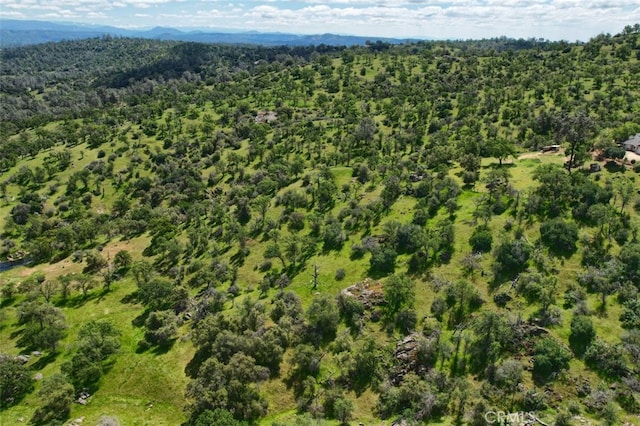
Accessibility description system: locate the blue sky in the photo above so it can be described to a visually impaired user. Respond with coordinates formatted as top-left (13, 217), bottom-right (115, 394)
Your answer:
top-left (1, 0), bottom-right (639, 40)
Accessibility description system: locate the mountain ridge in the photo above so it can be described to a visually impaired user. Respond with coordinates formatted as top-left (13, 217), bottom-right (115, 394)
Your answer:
top-left (0, 19), bottom-right (418, 47)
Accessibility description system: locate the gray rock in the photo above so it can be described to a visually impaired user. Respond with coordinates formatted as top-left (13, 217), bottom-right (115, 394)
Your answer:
top-left (34, 372), bottom-right (43, 381)
top-left (76, 391), bottom-right (91, 405)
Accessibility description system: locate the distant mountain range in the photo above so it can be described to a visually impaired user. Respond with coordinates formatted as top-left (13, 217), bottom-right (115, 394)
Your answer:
top-left (0, 19), bottom-right (417, 47)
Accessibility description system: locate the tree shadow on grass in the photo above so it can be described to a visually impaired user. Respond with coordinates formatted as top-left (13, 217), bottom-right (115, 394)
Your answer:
top-left (120, 291), bottom-right (139, 305)
top-left (185, 348), bottom-right (210, 378)
top-left (62, 291), bottom-right (101, 308)
top-left (483, 162), bottom-right (517, 170)
top-left (132, 309), bottom-right (150, 328)
top-left (10, 328), bottom-right (23, 340)
top-left (604, 160), bottom-right (626, 173)
top-left (489, 270), bottom-right (519, 293)
top-left (150, 341), bottom-right (175, 355)
top-left (31, 351), bottom-right (58, 370)
top-left (1, 297), bottom-right (16, 309)
top-left (102, 357), bottom-right (117, 376)
top-left (230, 249), bottom-right (246, 267)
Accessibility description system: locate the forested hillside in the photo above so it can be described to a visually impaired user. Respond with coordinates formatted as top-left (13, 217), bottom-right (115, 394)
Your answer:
top-left (1, 25), bottom-right (640, 425)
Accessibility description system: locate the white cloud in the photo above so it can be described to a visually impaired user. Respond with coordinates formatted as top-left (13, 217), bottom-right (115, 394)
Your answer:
top-left (2, 0), bottom-right (639, 39)
top-left (0, 10), bottom-right (26, 17)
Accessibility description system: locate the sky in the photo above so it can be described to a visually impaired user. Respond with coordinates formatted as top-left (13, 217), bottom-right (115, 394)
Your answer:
top-left (1, 0), bottom-right (639, 41)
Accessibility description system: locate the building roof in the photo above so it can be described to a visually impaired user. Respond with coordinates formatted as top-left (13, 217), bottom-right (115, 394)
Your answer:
top-left (624, 133), bottom-right (640, 146)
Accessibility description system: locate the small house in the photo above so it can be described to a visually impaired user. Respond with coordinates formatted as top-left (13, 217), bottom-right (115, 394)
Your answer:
top-left (623, 133), bottom-right (640, 154)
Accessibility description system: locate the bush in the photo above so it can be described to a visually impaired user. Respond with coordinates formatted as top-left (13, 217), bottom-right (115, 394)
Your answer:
top-left (539, 218), bottom-right (579, 255)
top-left (584, 338), bottom-right (628, 378)
top-left (62, 352), bottom-right (102, 391)
top-left (396, 309), bottom-right (417, 334)
top-left (30, 374), bottom-right (74, 425)
top-left (620, 299), bottom-right (640, 330)
top-left (563, 278), bottom-right (587, 305)
top-left (350, 243), bottom-right (366, 260)
top-left (258, 260), bottom-right (272, 272)
top-left (144, 310), bottom-right (179, 348)
top-left (333, 396), bottom-right (354, 424)
top-left (192, 409), bottom-right (247, 426)
top-left (288, 211), bottom-right (305, 232)
top-left (493, 238), bottom-right (532, 277)
top-left (430, 297), bottom-right (446, 322)
top-left (323, 390), bottom-right (353, 423)
top-left (369, 247), bottom-right (397, 275)
top-left (62, 319), bottom-right (121, 391)
top-left (469, 226), bottom-right (493, 253)
top-left (306, 294), bottom-right (340, 344)
top-left (337, 293), bottom-right (364, 329)
top-left (322, 218), bottom-right (346, 251)
top-left (383, 274), bottom-right (415, 329)
top-left (113, 250), bottom-right (132, 273)
top-left (522, 388), bottom-right (548, 411)
top-left (493, 292), bottom-right (512, 307)
top-left (532, 337), bottom-right (572, 382)
top-left (619, 242), bottom-right (640, 286)
top-left (604, 146), bottom-right (626, 159)
top-left (569, 315), bottom-right (596, 356)
top-left (585, 388), bottom-right (618, 424)
top-left (494, 358), bottom-right (523, 391)
top-left (0, 355), bottom-right (33, 408)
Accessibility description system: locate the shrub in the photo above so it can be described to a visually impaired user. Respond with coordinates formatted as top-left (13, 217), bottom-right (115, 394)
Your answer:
top-left (376, 373), bottom-right (443, 421)
top-left (522, 388), bottom-right (548, 411)
top-left (369, 247), bottom-right (397, 275)
top-left (322, 218), bottom-right (346, 251)
top-left (494, 358), bottom-right (523, 391)
top-left (193, 409), bottom-right (247, 426)
top-left (0, 355), bottom-right (33, 408)
top-left (619, 242), bottom-right (640, 285)
top-left (585, 387), bottom-right (618, 424)
top-left (337, 293), bottom-right (364, 328)
top-left (306, 294), bottom-right (340, 344)
top-left (350, 243), bottom-right (366, 260)
top-left (144, 310), bottom-right (179, 348)
top-left (288, 211), bottom-right (305, 232)
top-left (383, 274), bottom-right (415, 329)
top-left (539, 218), bottom-right (579, 255)
top-left (584, 338), bottom-right (628, 378)
top-left (258, 260), bottom-right (272, 272)
top-left (532, 337), bottom-right (572, 382)
top-left (604, 146), bottom-right (626, 159)
top-left (493, 238), bottom-right (532, 277)
top-left (430, 297), bottom-right (446, 322)
top-left (620, 299), bottom-right (640, 330)
top-left (30, 374), bottom-right (74, 425)
top-left (569, 315), bottom-right (596, 356)
top-left (469, 226), bottom-right (493, 253)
